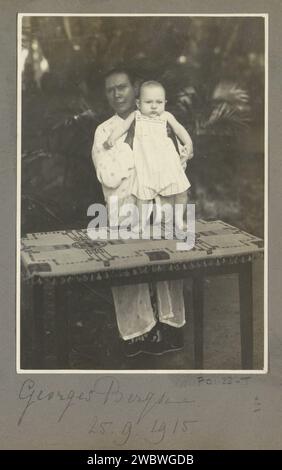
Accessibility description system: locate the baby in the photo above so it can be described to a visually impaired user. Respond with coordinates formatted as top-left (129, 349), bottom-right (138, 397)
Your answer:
top-left (104, 80), bottom-right (194, 234)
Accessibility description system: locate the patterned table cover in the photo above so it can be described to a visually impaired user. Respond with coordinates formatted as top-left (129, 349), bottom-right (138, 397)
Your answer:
top-left (21, 220), bottom-right (264, 284)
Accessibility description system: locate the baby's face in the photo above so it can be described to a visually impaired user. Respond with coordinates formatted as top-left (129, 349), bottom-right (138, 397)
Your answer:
top-left (138, 85), bottom-right (166, 118)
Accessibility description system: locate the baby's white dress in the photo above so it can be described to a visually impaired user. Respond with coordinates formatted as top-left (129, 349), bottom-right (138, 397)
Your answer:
top-left (131, 110), bottom-right (190, 200)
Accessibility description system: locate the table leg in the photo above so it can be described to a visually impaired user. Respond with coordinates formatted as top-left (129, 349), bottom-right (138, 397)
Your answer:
top-left (239, 262), bottom-right (253, 369)
top-left (54, 283), bottom-right (70, 368)
top-left (192, 273), bottom-right (205, 369)
top-left (32, 283), bottom-right (45, 369)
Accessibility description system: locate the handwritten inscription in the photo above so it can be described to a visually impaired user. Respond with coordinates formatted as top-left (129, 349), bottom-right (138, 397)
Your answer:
top-left (17, 376), bottom-right (195, 427)
top-left (171, 375), bottom-right (252, 388)
top-left (17, 375), bottom-right (252, 446)
top-left (88, 416), bottom-right (198, 446)
top-left (196, 376), bottom-right (252, 385)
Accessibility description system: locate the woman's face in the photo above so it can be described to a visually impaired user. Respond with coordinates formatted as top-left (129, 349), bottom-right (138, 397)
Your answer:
top-left (105, 72), bottom-right (136, 119)
top-left (137, 85), bottom-right (166, 118)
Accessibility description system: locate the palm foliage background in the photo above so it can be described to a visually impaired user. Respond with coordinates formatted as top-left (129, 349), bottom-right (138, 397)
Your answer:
top-left (176, 81), bottom-right (251, 136)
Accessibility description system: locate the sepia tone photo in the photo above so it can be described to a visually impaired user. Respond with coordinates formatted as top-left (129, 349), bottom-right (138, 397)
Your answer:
top-left (18, 14), bottom-right (266, 372)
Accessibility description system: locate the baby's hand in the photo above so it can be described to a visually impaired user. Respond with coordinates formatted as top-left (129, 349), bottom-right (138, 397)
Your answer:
top-left (187, 151), bottom-right (194, 161)
top-left (183, 143), bottom-right (194, 160)
top-left (103, 138), bottom-right (114, 150)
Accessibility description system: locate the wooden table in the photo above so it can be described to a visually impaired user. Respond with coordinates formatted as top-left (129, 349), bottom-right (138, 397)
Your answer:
top-left (21, 220), bottom-right (264, 370)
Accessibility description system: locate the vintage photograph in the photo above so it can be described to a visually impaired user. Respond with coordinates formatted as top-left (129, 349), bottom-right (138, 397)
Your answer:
top-left (18, 14), bottom-right (266, 372)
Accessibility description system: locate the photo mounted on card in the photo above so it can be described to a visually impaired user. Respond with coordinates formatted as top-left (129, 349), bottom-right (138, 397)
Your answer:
top-left (17, 14), bottom-right (267, 373)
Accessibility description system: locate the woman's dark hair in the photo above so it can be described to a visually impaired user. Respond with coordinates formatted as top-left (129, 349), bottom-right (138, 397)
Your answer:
top-left (103, 66), bottom-right (136, 86)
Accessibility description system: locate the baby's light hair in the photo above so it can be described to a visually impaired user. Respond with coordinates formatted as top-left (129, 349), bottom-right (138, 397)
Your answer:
top-left (139, 80), bottom-right (166, 97)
